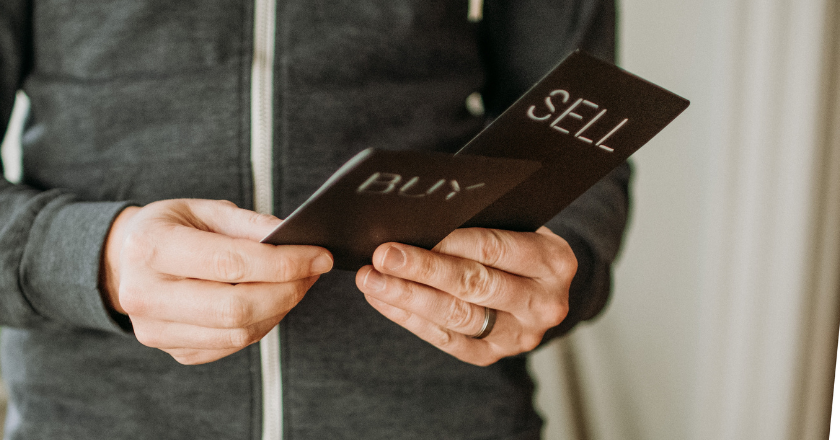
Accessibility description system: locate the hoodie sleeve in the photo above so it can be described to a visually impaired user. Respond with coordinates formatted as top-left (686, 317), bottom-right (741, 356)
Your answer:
top-left (479, 0), bottom-right (629, 338)
top-left (0, 0), bottom-right (131, 333)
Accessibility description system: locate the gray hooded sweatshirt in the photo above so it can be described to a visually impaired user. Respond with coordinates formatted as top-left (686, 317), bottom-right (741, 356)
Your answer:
top-left (0, 0), bottom-right (628, 438)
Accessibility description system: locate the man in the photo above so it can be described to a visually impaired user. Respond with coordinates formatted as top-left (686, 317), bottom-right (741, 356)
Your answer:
top-left (0, 0), bottom-right (628, 438)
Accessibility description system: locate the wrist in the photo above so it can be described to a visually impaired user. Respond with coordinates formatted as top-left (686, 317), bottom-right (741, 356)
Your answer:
top-left (100, 206), bottom-right (141, 315)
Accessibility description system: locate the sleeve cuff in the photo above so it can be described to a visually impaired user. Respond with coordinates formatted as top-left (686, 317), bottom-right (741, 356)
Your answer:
top-left (19, 197), bottom-right (135, 334)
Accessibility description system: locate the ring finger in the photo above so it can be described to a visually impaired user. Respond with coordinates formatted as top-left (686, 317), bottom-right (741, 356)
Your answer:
top-left (364, 295), bottom-right (507, 366)
top-left (356, 266), bottom-right (513, 341)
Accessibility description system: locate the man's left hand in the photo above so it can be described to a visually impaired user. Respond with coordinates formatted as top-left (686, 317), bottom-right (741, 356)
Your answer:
top-left (355, 226), bottom-right (576, 366)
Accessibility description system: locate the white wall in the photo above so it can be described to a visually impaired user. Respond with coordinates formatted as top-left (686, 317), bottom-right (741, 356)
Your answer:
top-left (530, 1), bottom-right (718, 436)
top-left (563, 1), bottom-right (714, 437)
top-left (533, 0), bottom-right (838, 439)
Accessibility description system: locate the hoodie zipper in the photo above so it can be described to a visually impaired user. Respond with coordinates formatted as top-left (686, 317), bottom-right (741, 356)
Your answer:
top-left (468, 0), bottom-right (483, 22)
top-left (251, 0), bottom-right (281, 439)
top-left (252, 3), bottom-right (481, 437)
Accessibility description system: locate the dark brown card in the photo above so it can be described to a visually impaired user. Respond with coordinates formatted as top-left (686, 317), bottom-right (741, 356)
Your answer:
top-left (458, 50), bottom-right (690, 231)
top-left (260, 51), bottom-right (689, 270)
top-left (261, 149), bottom-right (540, 270)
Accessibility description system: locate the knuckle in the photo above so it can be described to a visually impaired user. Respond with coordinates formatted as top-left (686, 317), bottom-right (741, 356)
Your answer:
top-left (413, 251), bottom-right (439, 280)
top-left (248, 211), bottom-right (279, 228)
top-left (427, 327), bottom-right (455, 348)
top-left (227, 327), bottom-right (259, 349)
top-left (382, 306), bottom-right (412, 326)
top-left (203, 199), bottom-right (236, 216)
top-left (133, 326), bottom-right (161, 348)
top-left (553, 255), bottom-right (577, 279)
top-left (121, 230), bottom-right (157, 267)
top-left (212, 249), bottom-right (249, 283)
top-left (478, 229), bottom-right (507, 267)
top-left (443, 301), bottom-right (475, 330)
top-left (217, 295), bottom-right (252, 328)
top-left (118, 284), bottom-right (147, 316)
top-left (546, 300), bottom-right (570, 327)
top-left (520, 334), bottom-right (543, 352)
top-left (170, 350), bottom-right (207, 366)
top-left (457, 265), bottom-right (496, 297)
top-left (271, 257), bottom-right (297, 282)
top-left (548, 241), bottom-right (578, 277)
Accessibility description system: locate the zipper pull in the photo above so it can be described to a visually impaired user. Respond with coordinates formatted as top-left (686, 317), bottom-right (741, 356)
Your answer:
top-left (468, 0), bottom-right (483, 22)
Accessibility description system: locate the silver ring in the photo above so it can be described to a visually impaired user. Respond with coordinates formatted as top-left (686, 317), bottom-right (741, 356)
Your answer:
top-left (471, 307), bottom-right (497, 339)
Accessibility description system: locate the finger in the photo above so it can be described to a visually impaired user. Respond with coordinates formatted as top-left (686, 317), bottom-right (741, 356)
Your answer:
top-left (120, 275), bottom-right (319, 328)
top-left (133, 315), bottom-right (279, 351)
top-left (165, 348), bottom-right (245, 366)
top-left (432, 227), bottom-right (576, 281)
top-left (176, 199), bottom-right (283, 242)
top-left (370, 242), bottom-right (539, 314)
top-left (357, 266), bottom-right (511, 338)
top-left (358, 267), bottom-right (542, 351)
top-left (364, 295), bottom-right (506, 367)
top-left (356, 266), bottom-right (523, 344)
top-left (124, 224), bottom-right (333, 283)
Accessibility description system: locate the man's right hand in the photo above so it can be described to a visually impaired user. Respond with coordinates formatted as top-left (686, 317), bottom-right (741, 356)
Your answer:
top-left (101, 199), bottom-right (333, 365)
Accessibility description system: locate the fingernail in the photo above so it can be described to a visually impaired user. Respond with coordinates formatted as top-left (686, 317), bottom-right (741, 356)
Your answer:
top-left (311, 254), bottom-right (333, 274)
top-left (363, 269), bottom-right (386, 291)
top-left (382, 246), bottom-right (406, 271)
